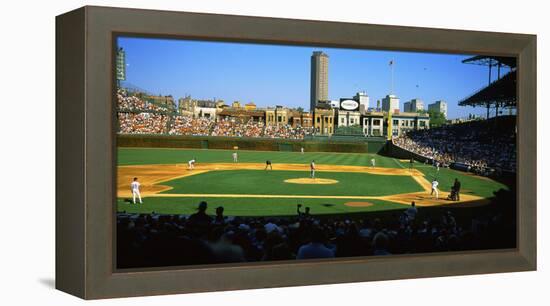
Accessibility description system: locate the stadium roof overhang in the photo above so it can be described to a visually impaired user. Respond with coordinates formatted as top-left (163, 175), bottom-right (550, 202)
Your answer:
top-left (462, 55), bottom-right (517, 68)
top-left (458, 70), bottom-right (516, 108)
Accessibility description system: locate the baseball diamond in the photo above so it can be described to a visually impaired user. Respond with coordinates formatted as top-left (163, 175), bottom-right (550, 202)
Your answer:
top-left (117, 147), bottom-right (506, 216)
top-left (112, 39), bottom-right (518, 269)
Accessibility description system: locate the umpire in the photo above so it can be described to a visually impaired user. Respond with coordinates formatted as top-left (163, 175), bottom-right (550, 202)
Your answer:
top-left (452, 178), bottom-right (461, 201)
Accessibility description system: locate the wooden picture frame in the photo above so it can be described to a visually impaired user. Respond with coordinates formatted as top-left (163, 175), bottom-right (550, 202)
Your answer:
top-left (56, 6), bottom-right (536, 299)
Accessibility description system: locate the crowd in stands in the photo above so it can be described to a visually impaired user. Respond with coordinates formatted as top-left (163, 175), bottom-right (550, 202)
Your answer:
top-left (120, 109), bottom-right (315, 139)
top-left (118, 112), bottom-right (169, 134)
top-left (117, 189), bottom-right (515, 268)
top-left (264, 124), bottom-right (316, 139)
top-left (168, 116), bottom-right (213, 136)
top-left (117, 90), bottom-right (317, 139)
top-left (393, 117), bottom-right (516, 173)
top-left (117, 90), bottom-right (169, 113)
top-left (210, 118), bottom-right (265, 138)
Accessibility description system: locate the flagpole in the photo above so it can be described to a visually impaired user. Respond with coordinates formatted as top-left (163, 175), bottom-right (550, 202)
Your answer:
top-left (390, 59), bottom-right (394, 95)
top-left (387, 59), bottom-right (395, 140)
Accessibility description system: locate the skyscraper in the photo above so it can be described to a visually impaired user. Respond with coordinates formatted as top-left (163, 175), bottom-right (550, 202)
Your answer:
top-left (310, 51), bottom-right (329, 111)
top-left (382, 94), bottom-right (400, 113)
top-left (354, 91), bottom-right (370, 114)
top-left (404, 98), bottom-right (424, 112)
top-left (428, 100), bottom-right (448, 118)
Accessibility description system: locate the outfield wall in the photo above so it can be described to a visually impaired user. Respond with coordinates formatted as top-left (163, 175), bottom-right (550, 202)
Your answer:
top-left (117, 134), bottom-right (387, 153)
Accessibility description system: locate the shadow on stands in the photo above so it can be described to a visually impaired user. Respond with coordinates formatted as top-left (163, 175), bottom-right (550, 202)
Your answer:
top-left (116, 188), bottom-right (516, 270)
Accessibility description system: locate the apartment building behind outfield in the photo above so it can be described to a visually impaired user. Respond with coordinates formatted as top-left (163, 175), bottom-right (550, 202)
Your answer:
top-left (174, 92), bottom-right (429, 137)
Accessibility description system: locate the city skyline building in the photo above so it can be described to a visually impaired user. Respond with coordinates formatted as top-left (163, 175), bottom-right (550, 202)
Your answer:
top-left (382, 94), bottom-right (400, 113)
top-left (403, 98), bottom-right (424, 112)
top-left (310, 51), bottom-right (329, 112)
top-left (355, 91), bottom-right (370, 114)
top-left (428, 100), bottom-right (448, 118)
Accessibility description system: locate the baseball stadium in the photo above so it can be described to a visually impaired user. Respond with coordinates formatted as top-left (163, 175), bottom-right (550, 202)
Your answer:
top-left (115, 39), bottom-right (517, 268)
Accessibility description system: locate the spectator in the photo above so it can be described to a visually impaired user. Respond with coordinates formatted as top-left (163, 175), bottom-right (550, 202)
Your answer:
top-left (406, 201), bottom-right (418, 221)
top-left (296, 227), bottom-right (335, 259)
top-left (214, 206), bottom-right (226, 225)
top-left (372, 232), bottom-right (391, 256)
top-left (297, 204), bottom-right (311, 220)
top-left (186, 201), bottom-right (212, 236)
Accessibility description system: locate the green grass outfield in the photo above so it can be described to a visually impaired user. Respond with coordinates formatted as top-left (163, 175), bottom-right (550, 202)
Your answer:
top-left (117, 147), bottom-right (510, 216)
top-left (117, 197), bottom-right (407, 216)
top-left (118, 147), bottom-right (401, 168)
top-left (159, 170), bottom-right (423, 196)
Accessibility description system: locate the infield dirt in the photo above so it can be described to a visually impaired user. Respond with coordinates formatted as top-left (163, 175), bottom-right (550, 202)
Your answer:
top-left (284, 178), bottom-right (339, 184)
top-left (118, 162), bottom-right (489, 207)
top-left (344, 201), bottom-right (374, 207)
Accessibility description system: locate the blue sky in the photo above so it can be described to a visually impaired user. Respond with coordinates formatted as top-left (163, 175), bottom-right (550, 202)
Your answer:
top-left (117, 37), bottom-right (512, 119)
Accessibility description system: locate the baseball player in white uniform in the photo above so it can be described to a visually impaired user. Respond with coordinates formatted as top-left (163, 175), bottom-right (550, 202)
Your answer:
top-left (188, 158), bottom-right (196, 170)
top-left (310, 160), bottom-right (316, 179)
top-left (301, 147), bottom-right (304, 154)
top-left (431, 179), bottom-right (439, 199)
top-left (130, 177), bottom-right (142, 204)
top-left (232, 152), bottom-right (238, 163)
top-left (371, 158), bottom-right (376, 168)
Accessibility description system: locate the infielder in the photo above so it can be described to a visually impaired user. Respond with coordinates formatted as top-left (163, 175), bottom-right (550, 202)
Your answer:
top-left (188, 158), bottom-right (196, 170)
top-left (265, 160), bottom-right (272, 170)
top-left (130, 177), bottom-right (142, 204)
top-left (310, 160), bottom-right (316, 178)
top-left (371, 158), bottom-right (376, 168)
top-left (232, 152), bottom-right (238, 163)
top-left (431, 178), bottom-right (439, 199)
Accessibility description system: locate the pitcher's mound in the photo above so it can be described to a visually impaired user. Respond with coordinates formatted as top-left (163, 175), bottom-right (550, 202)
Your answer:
top-left (345, 201), bottom-right (374, 207)
top-left (284, 178), bottom-right (339, 185)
